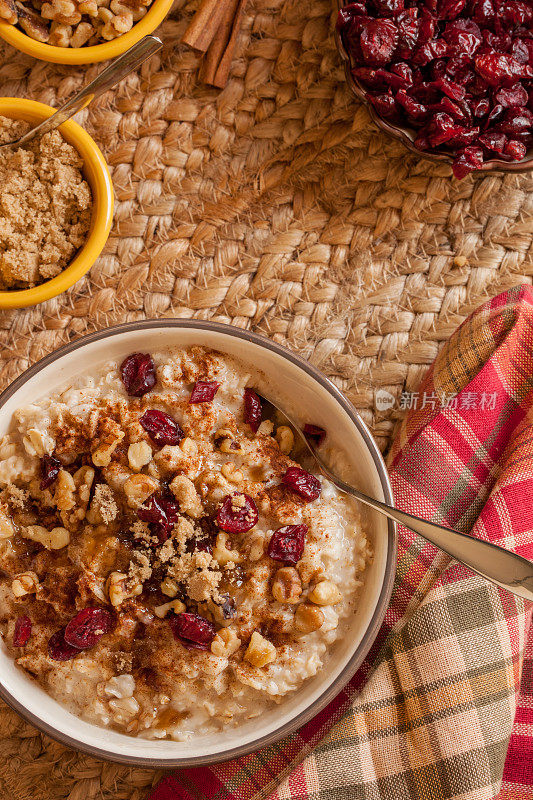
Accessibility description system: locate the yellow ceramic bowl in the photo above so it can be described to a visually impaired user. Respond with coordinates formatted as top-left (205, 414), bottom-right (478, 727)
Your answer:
top-left (0, 98), bottom-right (113, 309)
top-left (0, 0), bottom-right (173, 64)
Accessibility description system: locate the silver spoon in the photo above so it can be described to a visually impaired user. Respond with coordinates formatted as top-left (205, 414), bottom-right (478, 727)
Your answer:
top-left (0, 34), bottom-right (162, 150)
top-left (263, 397), bottom-right (533, 603)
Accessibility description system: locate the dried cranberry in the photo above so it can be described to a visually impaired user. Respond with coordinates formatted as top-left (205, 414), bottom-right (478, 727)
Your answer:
top-left (337, 0), bottom-right (533, 177)
top-left (397, 89), bottom-right (429, 119)
top-left (368, 92), bottom-right (399, 118)
top-left (120, 353), bottom-right (156, 397)
top-left (478, 131), bottom-right (507, 152)
top-left (396, 9), bottom-right (421, 55)
top-left (391, 62), bottom-right (414, 85)
top-left (189, 381), bottom-right (221, 404)
top-left (472, 98), bottom-right (490, 116)
top-left (449, 126), bottom-right (480, 146)
top-left (372, 0), bottom-right (404, 15)
top-left (426, 111), bottom-right (464, 145)
top-left (140, 409), bottom-right (184, 447)
top-left (303, 423), bottom-right (327, 447)
top-left (503, 138), bottom-right (526, 158)
top-left (168, 612), bottom-right (215, 650)
top-left (496, 106), bottom-right (533, 138)
top-left (40, 454), bottom-right (61, 490)
top-left (443, 19), bottom-right (483, 55)
top-left (138, 493), bottom-right (180, 542)
top-left (48, 628), bottom-right (81, 661)
top-left (452, 145), bottom-right (484, 177)
top-left (418, 8), bottom-right (436, 44)
top-left (375, 67), bottom-right (411, 90)
top-left (495, 83), bottom-right (529, 107)
top-left (216, 492), bottom-right (258, 534)
top-left (13, 615), bottom-right (31, 647)
top-left (64, 607), bottom-right (115, 649)
top-left (439, 0), bottom-right (466, 19)
top-left (360, 18), bottom-right (398, 66)
top-left (475, 53), bottom-right (525, 88)
top-left (500, 0), bottom-right (532, 26)
top-left (282, 467), bottom-right (321, 501)
top-left (190, 517), bottom-right (216, 553)
top-left (243, 388), bottom-right (262, 433)
top-left (472, 0), bottom-right (495, 25)
top-left (512, 38), bottom-right (533, 65)
top-left (413, 39), bottom-right (449, 66)
top-left (433, 76), bottom-right (466, 101)
top-left (267, 524), bottom-right (308, 564)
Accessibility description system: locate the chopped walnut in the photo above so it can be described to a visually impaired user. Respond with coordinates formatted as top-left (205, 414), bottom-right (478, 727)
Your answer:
top-left (91, 418), bottom-right (125, 467)
top-left (0, 503), bottom-right (14, 539)
top-left (2, 0), bottom-right (154, 46)
top-left (308, 580), bottom-right (342, 606)
top-left (54, 469), bottom-right (76, 511)
top-left (12, 571), bottom-right (39, 598)
top-left (153, 599), bottom-right (186, 619)
top-left (212, 532), bottom-right (241, 567)
top-left (124, 474), bottom-right (158, 508)
top-left (275, 426), bottom-right (294, 455)
top-left (106, 571), bottom-right (142, 607)
top-left (271, 567), bottom-right (302, 604)
top-left (211, 627), bottom-right (241, 658)
top-left (127, 441), bottom-right (152, 472)
top-left (294, 603), bottom-right (325, 634)
top-left (169, 475), bottom-right (203, 518)
top-left (22, 524), bottom-right (70, 550)
top-left (244, 632), bottom-right (276, 668)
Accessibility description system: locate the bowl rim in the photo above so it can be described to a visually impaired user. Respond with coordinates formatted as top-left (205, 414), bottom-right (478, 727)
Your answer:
top-left (0, 319), bottom-right (397, 766)
top-left (0, 97), bottom-right (113, 309)
top-left (0, 0), bottom-right (173, 64)
top-left (334, 0), bottom-right (533, 175)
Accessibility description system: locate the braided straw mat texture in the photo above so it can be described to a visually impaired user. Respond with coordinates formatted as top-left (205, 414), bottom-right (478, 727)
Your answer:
top-left (0, 0), bottom-right (533, 795)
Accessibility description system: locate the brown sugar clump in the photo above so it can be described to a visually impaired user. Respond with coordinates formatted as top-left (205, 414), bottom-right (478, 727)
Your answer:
top-left (0, 116), bottom-right (92, 290)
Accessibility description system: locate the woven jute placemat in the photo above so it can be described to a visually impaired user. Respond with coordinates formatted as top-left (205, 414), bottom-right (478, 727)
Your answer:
top-left (0, 0), bottom-right (532, 796)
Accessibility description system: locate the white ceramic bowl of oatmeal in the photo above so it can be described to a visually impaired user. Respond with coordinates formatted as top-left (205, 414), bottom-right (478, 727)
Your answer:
top-left (0, 320), bottom-right (396, 766)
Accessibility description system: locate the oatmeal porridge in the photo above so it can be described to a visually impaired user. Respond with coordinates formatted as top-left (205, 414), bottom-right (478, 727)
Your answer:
top-left (0, 346), bottom-right (371, 740)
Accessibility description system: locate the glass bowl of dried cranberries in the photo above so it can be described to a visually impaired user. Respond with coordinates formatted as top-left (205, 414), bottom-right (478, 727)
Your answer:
top-left (335, 0), bottom-right (533, 178)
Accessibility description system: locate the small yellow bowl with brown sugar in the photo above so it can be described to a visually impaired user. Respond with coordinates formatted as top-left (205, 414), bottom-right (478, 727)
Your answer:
top-left (0, 97), bottom-right (113, 310)
top-left (0, 0), bottom-right (173, 64)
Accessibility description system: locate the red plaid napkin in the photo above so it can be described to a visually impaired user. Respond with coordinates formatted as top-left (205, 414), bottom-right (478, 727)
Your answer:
top-left (148, 284), bottom-right (533, 800)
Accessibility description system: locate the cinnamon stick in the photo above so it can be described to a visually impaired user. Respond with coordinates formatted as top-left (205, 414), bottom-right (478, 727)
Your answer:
top-left (181, 0), bottom-right (231, 53)
top-left (199, 0), bottom-right (239, 84)
top-left (209, 0), bottom-right (246, 88)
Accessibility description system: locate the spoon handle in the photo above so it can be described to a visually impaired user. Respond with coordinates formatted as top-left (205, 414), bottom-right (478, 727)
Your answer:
top-left (15, 35), bottom-right (162, 148)
top-left (319, 464), bottom-right (533, 603)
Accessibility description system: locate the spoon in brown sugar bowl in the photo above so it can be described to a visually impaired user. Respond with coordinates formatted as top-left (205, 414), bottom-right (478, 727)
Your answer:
top-left (262, 397), bottom-right (533, 603)
top-left (0, 34), bottom-right (162, 150)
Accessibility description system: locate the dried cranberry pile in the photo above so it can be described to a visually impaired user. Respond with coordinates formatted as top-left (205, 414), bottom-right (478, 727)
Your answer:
top-left (337, 0), bottom-right (533, 177)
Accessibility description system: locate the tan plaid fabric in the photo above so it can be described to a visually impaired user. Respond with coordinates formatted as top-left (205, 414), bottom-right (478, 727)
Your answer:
top-left (149, 285), bottom-right (533, 800)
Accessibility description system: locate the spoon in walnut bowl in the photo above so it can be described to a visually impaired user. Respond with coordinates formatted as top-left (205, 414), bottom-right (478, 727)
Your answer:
top-left (262, 397), bottom-right (533, 603)
top-left (0, 34), bottom-right (162, 150)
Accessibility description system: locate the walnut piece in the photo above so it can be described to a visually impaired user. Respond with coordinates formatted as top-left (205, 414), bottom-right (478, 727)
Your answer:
top-left (244, 631), bottom-right (277, 668)
top-left (12, 571), bottom-right (39, 598)
top-left (169, 475), bottom-right (203, 518)
top-left (308, 580), bottom-right (342, 606)
top-left (211, 627), bottom-right (241, 657)
top-left (294, 603), bottom-right (325, 634)
top-left (271, 567), bottom-right (302, 604)
top-left (22, 524), bottom-right (70, 550)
